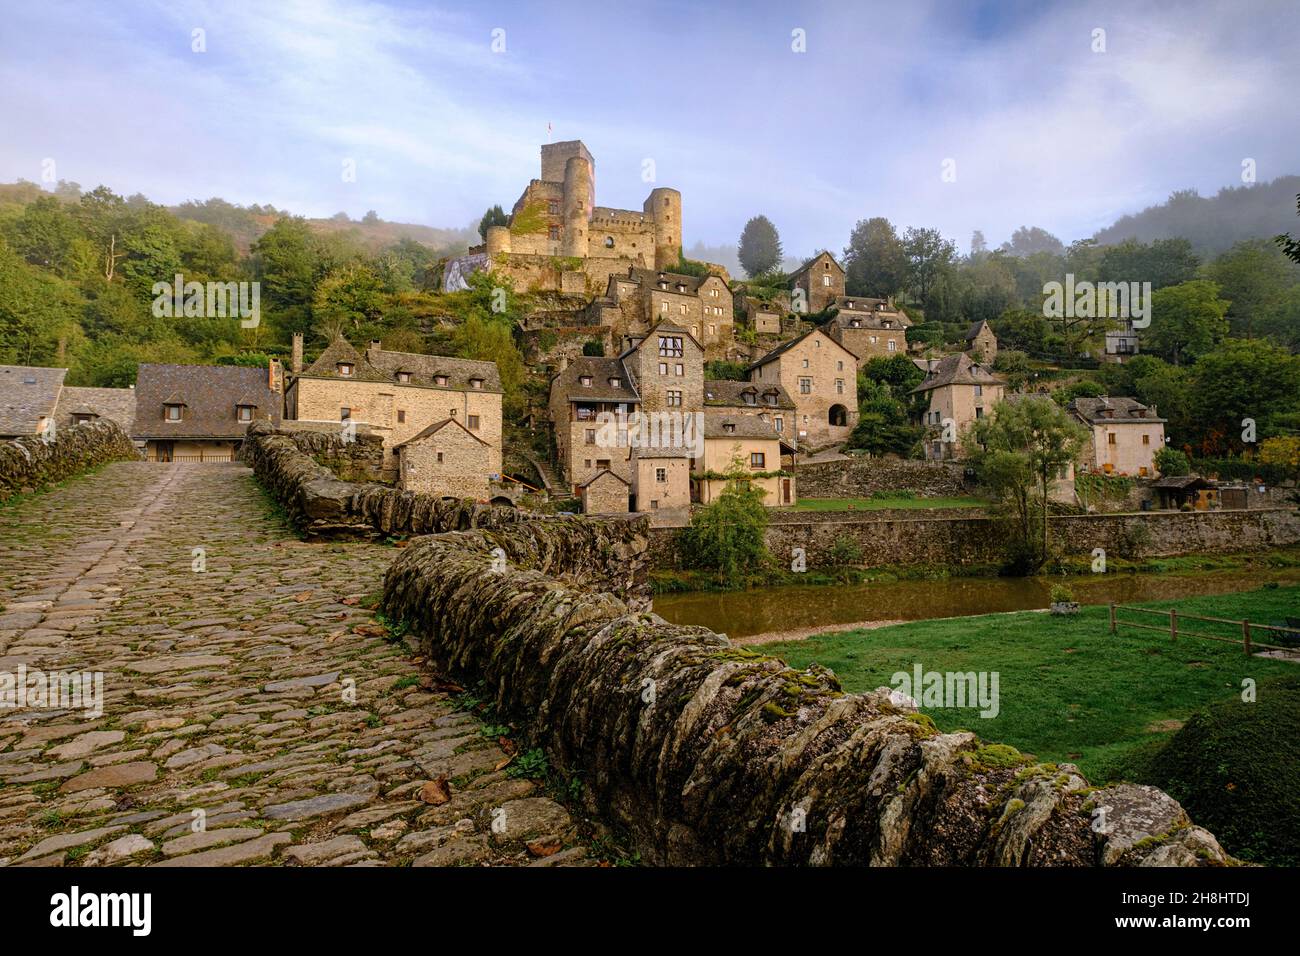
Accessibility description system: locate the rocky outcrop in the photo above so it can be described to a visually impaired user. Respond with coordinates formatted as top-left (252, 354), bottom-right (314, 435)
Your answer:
top-left (1, 420), bottom-right (138, 499)
top-left (381, 529), bottom-right (1232, 867)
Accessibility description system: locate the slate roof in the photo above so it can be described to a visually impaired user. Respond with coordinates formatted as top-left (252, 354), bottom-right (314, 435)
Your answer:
top-left (910, 353), bottom-right (1004, 393)
top-left (552, 357), bottom-right (640, 403)
top-left (365, 347), bottom-right (501, 393)
top-left (827, 300), bottom-right (911, 329)
top-left (578, 468), bottom-right (630, 488)
top-left (789, 251), bottom-right (843, 281)
top-left (628, 268), bottom-right (721, 296)
top-left (1069, 396), bottom-right (1165, 425)
top-left (300, 336), bottom-right (390, 383)
top-left (0, 365), bottom-right (67, 436)
top-left (703, 412), bottom-right (783, 440)
top-left (133, 363), bottom-right (280, 439)
top-left (56, 386), bottom-right (136, 434)
top-left (746, 328), bottom-right (857, 371)
top-left (965, 319), bottom-right (994, 340)
top-left (395, 417), bottom-right (489, 448)
top-left (704, 379), bottom-right (795, 410)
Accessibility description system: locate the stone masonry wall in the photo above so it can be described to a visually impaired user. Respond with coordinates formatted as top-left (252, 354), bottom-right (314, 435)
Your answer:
top-left (281, 423), bottom-right (388, 483)
top-left (379, 515), bottom-right (1232, 867)
top-left (795, 456), bottom-right (972, 499)
top-left (0, 420), bottom-right (138, 499)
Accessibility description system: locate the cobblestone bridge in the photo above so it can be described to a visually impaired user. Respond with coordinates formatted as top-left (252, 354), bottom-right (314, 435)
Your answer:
top-left (0, 462), bottom-right (590, 867)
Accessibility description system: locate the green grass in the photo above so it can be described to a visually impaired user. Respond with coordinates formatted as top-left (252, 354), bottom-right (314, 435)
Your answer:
top-left (760, 585), bottom-right (1300, 781)
top-left (784, 496), bottom-right (988, 512)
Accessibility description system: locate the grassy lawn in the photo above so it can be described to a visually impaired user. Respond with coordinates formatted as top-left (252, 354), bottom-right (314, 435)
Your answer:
top-left (760, 585), bottom-right (1300, 782)
top-left (785, 496), bottom-right (988, 512)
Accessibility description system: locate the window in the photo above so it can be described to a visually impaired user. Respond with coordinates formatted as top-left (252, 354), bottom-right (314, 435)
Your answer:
top-left (887, 340), bottom-right (898, 352)
top-left (609, 377), bottom-right (621, 387)
top-left (656, 467), bottom-right (667, 482)
top-left (764, 393), bottom-right (776, 406)
top-left (675, 363), bottom-right (684, 376)
top-left (548, 225), bottom-right (560, 240)
top-left (468, 415), bottom-right (480, 430)
top-left (337, 363), bottom-right (353, 376)
top-left (836, 379), bottom-right (844, 394)
top-left (580, 375), bottom-right (593, 387)
top-left (604, 236), bottom-right (614, 248)
top-left (585, 428), bottom-right (596, 444)
top-left (802, 358), bottom-right (809, 368)
top-left (436, 451), bottom-right (444, 463)
top-left (743, 391), bottom-right (756, 405)
top-left (397, 410), bottom-right (406, 424)
top-left (799, 377), bottom-right (811, 394)
top-left (667, 390), bottom-right (682, 406)
top-left (750, 452), bottom-right (765, 469)
top-left (548, 201), bottom-right (559, 215)
top-left (775, 417), bottom-right (783, 433)
top-left (397, 371), bottom-right (411, 383)
top-left (658, 336), bottom-right (683, 357)
top-left (340, 407), bottom-right (351, 421)
top-left (165, 404), bottom-right (183, 422)
top-left (974, 384), bottom-right (983, 396)
top-left (650, 500), bottom-right (659, 510)
top-left (584, 459), bottom-right (592, 469)
top-left (72, 413), bottom-right (94, 425)
top-left (434, 375), bottom-right (449, 387)
top-left (659, 362), bottom-right (668, 375)
top-left (680, 304), bottom-right (687, 315)
top-left (709, 324), bottom-right (716, 336)
top-left (974, 407), bottom-right (984, 419)
top-left (723, 423), bottom-right (736, 433)
top-left (596, 459), bottom-right (611, 470)
top-left (449, 408), bottom-right (457, 417)
top-left (470, 378), bottom-right (483, 389)
top-left (1142, 434), bottom-right (1151, 445)
top-left (822, 275), bottom-right (831, 287)
top-left (1108, 433), bottom-right (1117, 444)
top-left (661, 301), bottom-right (668, 313)
top-left (837, 360), bottom-right (844, 370)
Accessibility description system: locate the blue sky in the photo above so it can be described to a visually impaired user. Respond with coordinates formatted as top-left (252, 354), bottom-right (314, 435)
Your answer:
top-left (1, 0), bottom-right (1297, 258)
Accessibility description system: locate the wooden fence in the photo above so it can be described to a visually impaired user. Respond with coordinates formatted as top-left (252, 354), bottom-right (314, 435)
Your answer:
top-left (1110, 603), bottom-right (1300, 655)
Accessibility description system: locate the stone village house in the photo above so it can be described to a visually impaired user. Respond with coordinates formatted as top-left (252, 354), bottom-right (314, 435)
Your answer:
top-left (132, 362), bottom-right (281, 461)
top-left (394, 417), bottom-right (492, 500)
top-left (284, 333), bottom-right (503, 483)
top-left (0, 365), bottom-right (68, 439)
top-left (745, 328), bottom-right (858, 449)
top-left (911, 352), bottom-right (1006, 462)
top-left (586, 267), bottom-right (734, 359)
top-left (1068, 396), bottom-right (1166, 478)
top-left (822, 300), bottom-right (911, 369)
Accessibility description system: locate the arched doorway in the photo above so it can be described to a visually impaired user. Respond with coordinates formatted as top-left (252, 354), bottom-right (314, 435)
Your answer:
top-left (829, 404), bottom-right (848, 427)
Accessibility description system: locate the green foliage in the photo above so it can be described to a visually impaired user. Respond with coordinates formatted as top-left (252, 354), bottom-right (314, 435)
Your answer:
top-left (738, 215), bottom-right (782, 277)
top-left (509, 200), bottom-right (548, 236)
top-left (582, 339), bottom-right (604, 357)
top-left (671, 248), bottom-right (711, 278)
top-left (992, 349), bottom-right (1032, 390)
top-left (680, 466), bottom-right (772, 588)
top-left (1152, 447), bottom-right (1190, 476)
top-left (477, 204), bottom-right (508, 240)
top-left (1145, 279), bottom-right (1230, 365)
top-left (1051, 378), bottom-right (1105, 406)
top-left (847, 378), bottom-right (922, 457)
top-left (1048, 583), bottom-right (1074, 604)
top-left (843, 218), bottom-right (908, 298)
top-left (704, 359), bottom-right (747, 381)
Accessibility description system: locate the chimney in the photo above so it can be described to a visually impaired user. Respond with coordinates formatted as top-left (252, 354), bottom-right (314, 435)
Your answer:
top-left (558, 356), bottom-right (569, 373)
top-left (369, 339), bottom-right (381, 352)
top-left (291, 333), bottom-right (303, 374)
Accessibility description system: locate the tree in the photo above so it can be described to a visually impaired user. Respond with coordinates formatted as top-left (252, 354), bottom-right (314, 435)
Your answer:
top-left (680, 463), bottom-right (771, 587)
top-left (738, 215), bottom-right (782, 277)
top-left (451, 312), bottom-right (527, 417)
top-left (1204, 239), bottom-right (1299, 339)
top-left (847, 379), bottom-right (922, 456)
top-left (1259, 436), bottom-right (1300, 479)
top-left (1188, 339), bottom-right (1300, 455)
top-left (966, 396), bottom-right (1088, 572)
top-left (1153, 447), bottom-right (1190, 477)
top-left (902, 226), bottom-right (957, 303)
top-left (970, 230), bottom-right (988, 258)
top-left (992, 349), bottom-right (1032, 390)
top-left (843, 217), bottom-right (908, 298)
top-left (1145, 280), bottom-right (1230, 365)
top-left (311, 264), bottom-right (384, 341)
top-left (362, 210), bottom-right (380, 225)
top-left (1097, 238), bottom-right (1199, 290)
top-left (1276, 193), bottom-right (1300, 265)
top-left (999, 226), bottom-right (1064, 257)
top-left (477, 204), bottom-right (508, 240)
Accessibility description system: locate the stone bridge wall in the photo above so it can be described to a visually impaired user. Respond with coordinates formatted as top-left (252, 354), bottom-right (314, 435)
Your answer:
top-left (379, 522), bottom-right (1230, 867)
top-left (795, 456), bottom-right (973, 499)
top-left (0, 420), bottom-right (138, 499)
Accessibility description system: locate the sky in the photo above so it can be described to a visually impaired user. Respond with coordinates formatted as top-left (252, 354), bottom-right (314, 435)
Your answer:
top-left (1, 0), bottom-right (1297, 258)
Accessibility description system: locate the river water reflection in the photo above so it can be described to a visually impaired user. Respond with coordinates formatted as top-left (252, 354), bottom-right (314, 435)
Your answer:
top-left (652, 568), bottom-right (1300, 639)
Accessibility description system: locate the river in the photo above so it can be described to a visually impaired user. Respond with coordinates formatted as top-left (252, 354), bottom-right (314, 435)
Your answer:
top-left (652, 568), bottom-right (1300, 640)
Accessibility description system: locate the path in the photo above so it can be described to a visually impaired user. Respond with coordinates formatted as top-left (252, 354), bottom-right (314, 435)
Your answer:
top-left (0, 462), bottom-right (591, 867)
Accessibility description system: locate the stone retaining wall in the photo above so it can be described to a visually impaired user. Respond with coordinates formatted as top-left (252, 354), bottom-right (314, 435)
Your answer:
top-left (1, 420), bottom-right (138, 499)
top-left (648, 508), bottom-right (1300, 569)
top-left (380, 518), bottom-right (1230, 866)
top-left (795, 456), bottom-right (973, 499)
top-left (279, 422), bottom-right (389, 483)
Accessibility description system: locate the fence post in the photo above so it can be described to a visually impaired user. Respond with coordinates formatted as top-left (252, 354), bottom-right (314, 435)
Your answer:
top-left (1109, 603), bottom-right (1117, 635)
top-left (1242, 620), bottom-right (1252, 656)
top-left (1170, 609), bottom-right (1178, 642)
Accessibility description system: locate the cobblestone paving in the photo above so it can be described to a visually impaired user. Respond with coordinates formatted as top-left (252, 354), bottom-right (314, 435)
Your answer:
top-left (0, 462), bottom-right (591, 867)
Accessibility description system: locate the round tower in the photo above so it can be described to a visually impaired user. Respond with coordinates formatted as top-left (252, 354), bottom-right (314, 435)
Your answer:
top-left (561, 155), bottom-right (592, 258)
top-left (644, 187), bottom-right (682, 270)
top-left (485, 224), bottom-right (511, 257)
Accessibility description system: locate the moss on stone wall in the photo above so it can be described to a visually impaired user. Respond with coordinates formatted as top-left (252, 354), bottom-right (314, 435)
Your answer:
top-left (1, 421), bottom-right (137, 500)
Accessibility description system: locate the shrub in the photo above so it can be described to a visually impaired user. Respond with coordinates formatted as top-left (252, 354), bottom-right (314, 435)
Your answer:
top-left (1153, 447), bottom-right (1190, 477)
top-left (582, 339), bottom-right (604, 357)
top-left (1049, 583), bottom-right (1074, 604)
top-left (827, 535), bottom-right (864, 567)
top-left (679, 472), bottom-right (771, 588)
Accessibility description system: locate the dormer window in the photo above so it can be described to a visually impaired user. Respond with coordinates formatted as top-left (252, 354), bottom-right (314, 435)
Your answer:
top-left (764, 393), bottom-right (777, 406)
top-left (164, 404), bottom-right (183, 422)
top-left (236, 404), bottom-right (255, 422)
top-left (742, 391), bottom-right (756, 405)
top-left (337, 362), bottom-right (354, 376)
top-left (72, 413), bottom-right (95, 425)
top-left (396, 371), bottom-right (411, 383)
top-left (470, 378), bottom-right (483, 389)
top-left (580, 375), bottom-right (593, 387)
top-left (723, 423), bottom-right (736, 433)
top-left (850, 319), bottom-right (861, 328)
top-left (608, 377), bottom-right (621, 388)
top-left (434, 374), bottom-right (449, 387)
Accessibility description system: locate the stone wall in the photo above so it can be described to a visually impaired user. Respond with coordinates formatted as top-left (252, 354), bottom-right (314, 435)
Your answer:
top-left (380, 509), bottom-right (1230, 867)
top-left (0, 420), bottom-right (138, 499)
top-left (280, 423), bottom-right (388, 483)
top-left (648, 507), bottom-right (1300, 569)
top-left (795, 456), bottom-right (972, 499)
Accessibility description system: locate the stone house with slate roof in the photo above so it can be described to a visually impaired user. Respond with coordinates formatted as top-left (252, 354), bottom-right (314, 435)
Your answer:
top-left (586, 267), bottom-right (734, 359)
top-left (964, 319), bottom-right (998, 362)
top-left (911, 353), bottom-right (1005, 461)
top-left (0, 365), bottom-right (67, 438)
top-left (395, 417), bottom-right (492, 500)
top-left (55, 385), bottom-right (136, 435)
top-left (579, 468), bottom-right (630, 515)
top-left (285, 333), bottom-right (503, 477)
top-left (746, 327), bottom-right (858, 449)
top-left (133, 363), bottom-right (280, 462)
top-left (823, 299), bottom-right (911, 367)
top-left (1068, 396), bottom-right (1166, 477)
top-left (789, 251), bottom-right (844, 314)
top-left (697, 411), bottom-right (794, 507)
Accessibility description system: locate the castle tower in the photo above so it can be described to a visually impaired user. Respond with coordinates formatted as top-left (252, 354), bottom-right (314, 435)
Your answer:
top-left (485, 224), bottom-right (511, 257)
top-left (644, 187), bottom-right (682, 270)
top-left (561, 155), bottom-right (592, 258)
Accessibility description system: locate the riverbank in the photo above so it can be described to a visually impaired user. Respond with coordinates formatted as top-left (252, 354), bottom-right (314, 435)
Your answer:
top-left (753, 584), bottom-right (1300, 783)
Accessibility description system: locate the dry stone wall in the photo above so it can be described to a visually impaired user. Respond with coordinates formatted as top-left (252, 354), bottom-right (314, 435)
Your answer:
top-left (795, 456), bottom-right (973, 499)
top-left (1, 420), bottom-right (138, 499)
